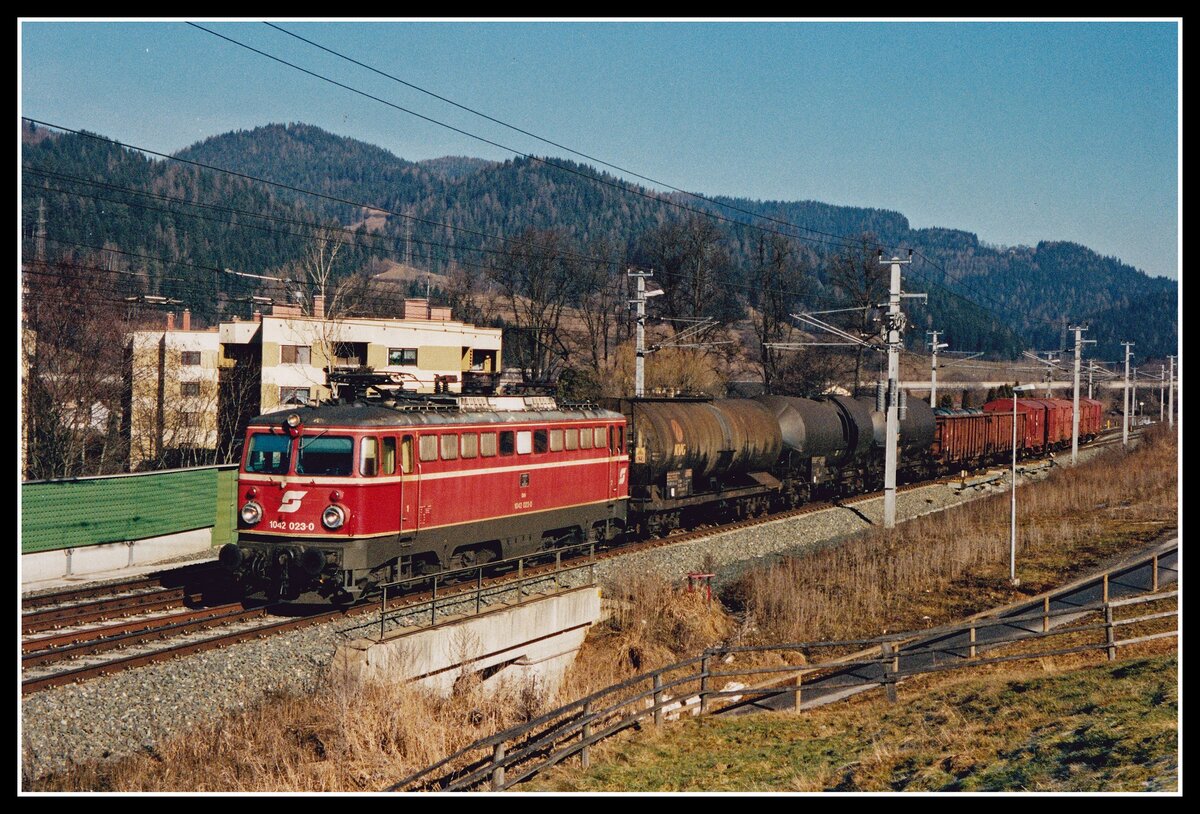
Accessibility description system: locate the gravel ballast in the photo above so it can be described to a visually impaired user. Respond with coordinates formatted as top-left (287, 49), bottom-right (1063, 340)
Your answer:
top-left (20, 441), bottom-right (1122, 782)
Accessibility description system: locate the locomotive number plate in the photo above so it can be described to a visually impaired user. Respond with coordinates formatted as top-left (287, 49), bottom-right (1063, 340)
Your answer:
top-left (268, 520), bottom-right (316, 532)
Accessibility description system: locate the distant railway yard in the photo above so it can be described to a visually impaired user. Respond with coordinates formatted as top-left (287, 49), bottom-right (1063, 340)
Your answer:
top-left (21, 424), bottom-right (1177, 791)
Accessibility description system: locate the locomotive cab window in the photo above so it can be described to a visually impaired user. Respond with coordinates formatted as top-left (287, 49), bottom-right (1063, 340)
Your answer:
top-left (245, 433), bottom-right (291, 474)
top-left (297, 436), bottom-right (353, 476)
top-left (419, 435), bottom-right (439, 462)
top-left (533, 429), bottom-right (548, 454)
top-left (382, 437), bottom-right (396, 475)
top-left (360, 437), bottom-right (378, 476)
top-left (400, 435), bottom-right (413, 474)
top-left (499, 431), bottom-right (514, 456)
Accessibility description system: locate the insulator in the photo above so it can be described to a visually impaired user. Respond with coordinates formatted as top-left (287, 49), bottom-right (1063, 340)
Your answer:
top-left (899, 389), bottom-right (908, 421)
top-left (876, 380), bottom-right (886, 412)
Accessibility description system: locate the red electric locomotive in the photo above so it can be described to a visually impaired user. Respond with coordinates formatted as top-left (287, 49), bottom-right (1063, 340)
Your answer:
top-left (220, 394), bottom-right (628, 602)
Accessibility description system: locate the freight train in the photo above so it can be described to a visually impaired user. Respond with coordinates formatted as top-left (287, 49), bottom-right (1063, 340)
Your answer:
top-left (218, 381), bottom-right (1104, 603)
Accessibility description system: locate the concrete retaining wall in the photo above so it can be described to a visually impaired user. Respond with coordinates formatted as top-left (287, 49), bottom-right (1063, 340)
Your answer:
top-left (21, 527), bottom-right (213, 584)
top-left (334, 585), bottom-right (602, 699)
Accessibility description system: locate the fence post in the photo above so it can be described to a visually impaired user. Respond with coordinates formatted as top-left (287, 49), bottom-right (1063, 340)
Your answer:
top-left (699, 654), bottom-right (712, 714)
top-left (1105, 604), bottom-right (1116, 661)
top-left (491, 742), bottom-right (506, 790)
top-left (969, 626), bottom-right (977, 659)
top-left (380, 585), bottom-right (387, 641)
top-left (581, 701), bottom-right (593, 769)
top-left (653, 673), bottom-right (664, 727)
top-left (1042, 596), bottom-right (1050, 633)
top-left (792, 671), bottom-right (803, 710)
top-left (431, 577), bottom-right (438, 626)
top-left (1152, 553), bottom-right (1159, 592)
top-left (880, 642), bottom-right (898, 704)
top-left (1102, 573), bottom-right (1109, 604)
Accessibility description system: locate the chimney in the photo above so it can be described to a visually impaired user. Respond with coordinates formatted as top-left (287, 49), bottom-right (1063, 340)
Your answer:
top-left (182, 308), bottom-right (191, 331)
top-left (166, 312), bottom-right (175, 331)
top-left (313, 294), bottom-right (325, 320)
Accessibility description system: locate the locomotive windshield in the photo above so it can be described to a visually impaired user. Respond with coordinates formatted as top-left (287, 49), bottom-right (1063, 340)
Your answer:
top-left (296, 435), bottom-right (354, 476)
top-left (245, 433), bottom-right (292, 474)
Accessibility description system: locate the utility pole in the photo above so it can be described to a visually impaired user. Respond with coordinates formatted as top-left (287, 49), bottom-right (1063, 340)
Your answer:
top-left (1160, 365), bottom-right (1165, 422)
top-left (628, 268), bottom-right (655, 398)
top-left (927, 330), bottom-right (948, 408)
top-left (1069, 325), bottom-right (1095, 465)
top-left (1121, 342), bottom-right (1135, 447)
top-left (878, 250), bottom-right (921, 529)
top-left (1168, 355), bottom-right (1175, 427)
top-left (1041, 351), bottom-right (1059, 395)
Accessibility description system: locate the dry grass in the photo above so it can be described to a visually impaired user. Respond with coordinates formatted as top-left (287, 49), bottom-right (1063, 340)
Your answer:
top-left (25, 571), bottom-right (738, 792)
top-left (727, 428), bottom-right (1177, 645)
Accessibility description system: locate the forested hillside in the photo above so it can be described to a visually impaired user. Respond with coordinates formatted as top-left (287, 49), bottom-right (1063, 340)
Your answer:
top-left (22, 121), bottom-right (1177, 360)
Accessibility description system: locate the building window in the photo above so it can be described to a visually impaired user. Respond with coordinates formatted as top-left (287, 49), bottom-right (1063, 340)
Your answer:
top-left (333, 342), bottom-right (368, 367)
top-left (280, 387), bottom-right (311, 406)
top-left (281, 345), bottom-right (311, 365)
top-left (180, 411), bottom-right (200, 428)
top-left (181, 382), bottom-right (201, 397)
top-left (181, 351), bottom-right (201, 366)
top-left (388, 348), bottom-right (418, 366)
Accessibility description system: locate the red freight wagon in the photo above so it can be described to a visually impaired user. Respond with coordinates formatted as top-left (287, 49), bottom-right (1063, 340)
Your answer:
top-left (933, 410), bottom-right (1025, 467)
top-left (225, 399), bottom-right (628, 602)
top-left (983, 398), bottom-right (1046, 453)
top-left (1078, 398), bottom-right (1104, 439)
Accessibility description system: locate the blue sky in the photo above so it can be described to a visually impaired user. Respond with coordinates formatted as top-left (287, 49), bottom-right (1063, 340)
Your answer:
top-left (19, 19), bottom-right (1180, 280)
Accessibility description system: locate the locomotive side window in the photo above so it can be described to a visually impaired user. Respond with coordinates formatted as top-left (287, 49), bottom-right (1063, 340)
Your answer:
top-left (297, 436), bottom-right (353, 476)
top-left (400, 435), bottom-right (413, 474)
top-left (534, 429), bottom-right (548, 454)
top-left (565, 428), bottom-right (579, 450)
top-left (440, 434), bottom-right (458, 461)
top-left (461, 432), bottom-right (478, 459)
top-left (499, 431), bottom-right (514, 456)
top-left (550, 429), bottom-right (564, 452)
top-left (594, 427), bottom-right (607, 449)
top-left (579, 427), bottom-right (593, 449)
top-left (245, 433), bottom-right (291, 474)
top-left (360, 437), bottom-right (379, 476)
top-left (480, 432), bottom-right (497, 457)
top-left (382, 437), bottom-right (396, 475)
top-left (419, 435), bottom-right (439, 462)
top-left (516, 431), bottom-right (533, 455)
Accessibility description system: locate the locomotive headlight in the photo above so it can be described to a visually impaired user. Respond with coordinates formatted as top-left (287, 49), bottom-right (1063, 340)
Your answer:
top-left (240, 501), bottom-right (263, 526)
top-left (321, 504), bottom-right (347, 530)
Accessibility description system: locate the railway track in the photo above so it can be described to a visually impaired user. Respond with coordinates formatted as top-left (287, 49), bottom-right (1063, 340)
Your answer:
top-left (22, 430), bottom-right (1128, 697)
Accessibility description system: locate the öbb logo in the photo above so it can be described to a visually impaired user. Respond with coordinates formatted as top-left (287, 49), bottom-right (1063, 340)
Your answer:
top-left (278, 490), bottom-right (309, 514)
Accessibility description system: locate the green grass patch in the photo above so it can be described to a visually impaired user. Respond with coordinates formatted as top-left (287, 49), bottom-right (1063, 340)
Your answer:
top-left (523, 653), bottom-right (1178, 792)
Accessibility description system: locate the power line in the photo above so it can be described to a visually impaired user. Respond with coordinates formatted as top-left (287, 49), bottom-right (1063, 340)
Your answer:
top-left (188, 22), bottom-right (878, 256)
top-left (262, 21), bottom-right (878, 254)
